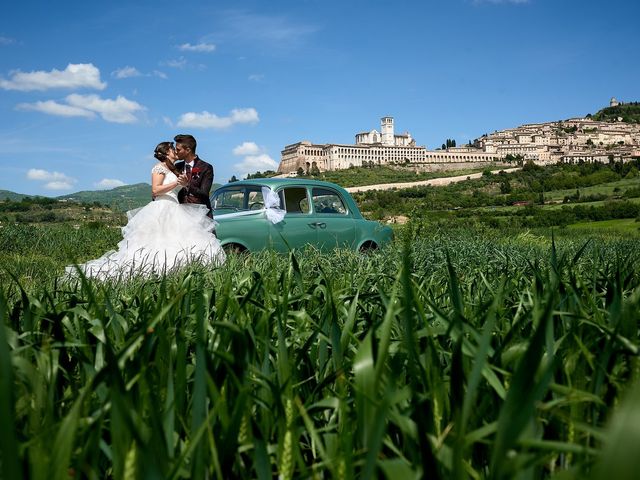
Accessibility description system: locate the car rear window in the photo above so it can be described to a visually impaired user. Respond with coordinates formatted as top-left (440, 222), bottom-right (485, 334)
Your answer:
top-left (311, 188), bottom-right (347, 214)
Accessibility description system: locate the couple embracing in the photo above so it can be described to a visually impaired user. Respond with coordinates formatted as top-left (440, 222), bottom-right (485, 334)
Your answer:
top-left (68, 134), bottom-right (225, 281)
top-left (154, 134), bottom-right (213, 217)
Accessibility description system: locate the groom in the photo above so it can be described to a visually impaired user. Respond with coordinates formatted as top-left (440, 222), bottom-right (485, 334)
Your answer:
top-left (174, 134), bottom-right (214, 218)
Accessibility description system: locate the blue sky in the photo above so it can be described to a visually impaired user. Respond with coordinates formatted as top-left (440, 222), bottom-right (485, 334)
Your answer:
top-left (1, 0), bottom-right (638, 196)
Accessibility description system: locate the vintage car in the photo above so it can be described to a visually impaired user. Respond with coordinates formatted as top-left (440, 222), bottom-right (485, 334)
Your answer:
top-left (211, 178), bottom-right (393, 253)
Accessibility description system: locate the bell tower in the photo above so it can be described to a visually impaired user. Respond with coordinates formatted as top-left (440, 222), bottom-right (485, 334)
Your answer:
top-left (381, 116), bottom-right (394, 146)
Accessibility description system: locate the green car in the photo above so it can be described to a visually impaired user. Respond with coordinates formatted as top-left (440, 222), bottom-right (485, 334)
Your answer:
top-left (211, 178), bottom-right (393, 253)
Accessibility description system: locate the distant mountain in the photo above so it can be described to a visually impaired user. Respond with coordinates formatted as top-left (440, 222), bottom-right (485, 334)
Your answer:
top-left (57, 183), bottom-right (152, 211)
top-left (592, 103), bottom-right (640, 123)
top-left (56, 181), bottom-right (222, 212)
top-left (3, 181), bottom-right (226, 212)
top-left (0, 190), bottom-right (31, 201)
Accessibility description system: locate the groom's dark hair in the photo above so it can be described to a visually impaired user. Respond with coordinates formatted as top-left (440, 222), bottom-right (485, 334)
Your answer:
top-left (174, 134), bottom-right (197, 154)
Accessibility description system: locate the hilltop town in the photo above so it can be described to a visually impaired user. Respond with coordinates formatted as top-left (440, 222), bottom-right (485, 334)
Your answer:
top-left (277, 98), bottom-right (640, 174)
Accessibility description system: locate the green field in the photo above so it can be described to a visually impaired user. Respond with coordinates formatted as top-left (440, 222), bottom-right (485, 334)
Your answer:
top-left (2, 160), bottom-right (640, 478)
top-left (309, 164), bottom-right (500, 188)
top-left (477, 195), bottom-right (640, 214)
top-left (541, 196), bottom-right (640, 211)
top-left (2, 222), bottom-right (640, 479)
top-left (566, 217), bottom-right (640, 233)
top-left (542, 177), bottom-right (640, 203)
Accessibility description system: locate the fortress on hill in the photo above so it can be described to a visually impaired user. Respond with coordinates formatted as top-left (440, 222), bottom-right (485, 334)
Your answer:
top-left (277, 104), bottom-right (640, 174)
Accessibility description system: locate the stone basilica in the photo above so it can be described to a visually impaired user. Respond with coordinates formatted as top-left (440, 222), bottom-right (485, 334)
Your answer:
top-left (277, 108), bottom-right (640, 175)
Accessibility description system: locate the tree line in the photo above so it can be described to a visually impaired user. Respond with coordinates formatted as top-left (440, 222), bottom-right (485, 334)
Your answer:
top-left (354, 160), bottom-right (640, 221)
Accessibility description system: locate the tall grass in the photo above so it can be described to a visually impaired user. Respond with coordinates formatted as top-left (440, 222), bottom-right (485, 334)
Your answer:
top-left (1, 229), bottom-right (639, 478)
top-left (0, 223), bottom-right (122, 292)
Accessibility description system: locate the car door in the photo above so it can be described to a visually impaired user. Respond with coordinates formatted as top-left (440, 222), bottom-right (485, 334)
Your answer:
top-left (310, 187), bottom-right (356, 250)
top-left (267, 186), bottom-right (317, 252)
top-left (212, 186), bottom-right (270, 251)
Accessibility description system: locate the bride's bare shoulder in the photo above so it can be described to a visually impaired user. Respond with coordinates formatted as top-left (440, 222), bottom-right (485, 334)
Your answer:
top-left (151, 163), bottom-right (168, 174)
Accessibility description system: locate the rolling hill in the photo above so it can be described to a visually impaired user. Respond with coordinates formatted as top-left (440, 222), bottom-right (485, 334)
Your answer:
top-left (592, 103), bottom-right (640, 123)
top-left (61, 182), bottom-right (223, 211)
top-left (0, 190), bottom-right (32, 202)
top-left (3, 182), bottom-right (225, 212)
top-left (57, 183), bottom-right (152, 211)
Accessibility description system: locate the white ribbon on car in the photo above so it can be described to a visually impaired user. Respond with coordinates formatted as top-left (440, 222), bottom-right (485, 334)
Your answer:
top-left (213, 186), bottom-right (285, 225)
top-left (261, 186), bottom-right (286, 224)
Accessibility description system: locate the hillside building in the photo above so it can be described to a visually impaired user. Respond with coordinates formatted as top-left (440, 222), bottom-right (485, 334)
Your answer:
top-left (278, 117), bottom-right (499, 174)
top-left (277, 106), bottom-right (640, 175)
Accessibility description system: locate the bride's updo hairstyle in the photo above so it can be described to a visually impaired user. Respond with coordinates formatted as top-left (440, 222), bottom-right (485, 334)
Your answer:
top-left (153, 141), bottom-right (180, 176)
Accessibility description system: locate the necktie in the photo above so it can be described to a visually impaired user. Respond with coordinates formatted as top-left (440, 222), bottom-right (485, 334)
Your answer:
top-left (185, 164), bottom-right (192, 179)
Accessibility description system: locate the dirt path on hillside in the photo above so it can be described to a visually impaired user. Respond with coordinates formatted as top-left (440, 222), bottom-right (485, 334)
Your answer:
top-left (344, 167), bottom-right (521, 193)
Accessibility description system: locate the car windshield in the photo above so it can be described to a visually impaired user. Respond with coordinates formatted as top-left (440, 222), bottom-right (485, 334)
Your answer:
top-left (212, 186), bottom-right (265, 211)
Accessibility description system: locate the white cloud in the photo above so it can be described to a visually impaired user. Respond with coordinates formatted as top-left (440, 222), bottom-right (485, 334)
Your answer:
top-left (219, 12), bottom-right (319, 50)
top-left (231, 142), bottom-right (278, 178)
top-left (248, 73), bottom-right (264, 82)
top-left (66, 94), bottom-right (145, 123)
top-left (233, 141), bottom-right (261, 155)
top-left (163, 57), bottom-right (187, 69)
top-left (27, 169), bottom-right (49, 180)
top-left (45, 181), bottom-right (75, 191)
top-left (16, 100), bottom-right (96, 118)
top-left (178, 42), bottom-right (216, 52)
top-left (95, 178), bottom-right (126, 189)
top-left (0, 63), bottom-right (106, 91)
top-left (112, 66), bottom-right (168, 79)
top-left (112, 66), bottom-right (142, 79)
top-left (0, 36), bottom-right (16, 46)
top-left (27, 168), bottom-right (74, 182)
top-left (235, 154), bottom-right (278, 178)
top-left (27, 168), bottom-right (76, 190)
top-left (177, 108), bottom-right (259, 129)
top-left (17, 94), bottom-right (145, 123)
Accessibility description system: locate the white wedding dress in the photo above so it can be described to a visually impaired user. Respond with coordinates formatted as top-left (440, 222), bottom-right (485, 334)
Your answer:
top-left (67, 164), bottom-right (225, 280)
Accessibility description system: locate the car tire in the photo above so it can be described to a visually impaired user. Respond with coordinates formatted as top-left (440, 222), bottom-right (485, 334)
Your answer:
top-left (223, 243), bottom-right (248, 255)
top-left (359, 241), bottom-right (378, 253)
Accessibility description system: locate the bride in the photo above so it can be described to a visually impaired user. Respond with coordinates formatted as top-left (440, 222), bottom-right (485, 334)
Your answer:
top-left (67, 141), bottom-right (225, 280)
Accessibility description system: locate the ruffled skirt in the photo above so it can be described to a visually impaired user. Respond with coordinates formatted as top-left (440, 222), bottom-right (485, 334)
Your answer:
top-left (66, 197), bottom-right (225, 280)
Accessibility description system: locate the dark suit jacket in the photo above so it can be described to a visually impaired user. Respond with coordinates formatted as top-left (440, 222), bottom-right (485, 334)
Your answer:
top-left (177, 156), bottom-right (214, 216)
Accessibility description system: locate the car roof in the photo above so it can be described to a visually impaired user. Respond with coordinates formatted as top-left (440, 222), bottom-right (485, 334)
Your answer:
top-left (215, 177), bottom-right (348, 191)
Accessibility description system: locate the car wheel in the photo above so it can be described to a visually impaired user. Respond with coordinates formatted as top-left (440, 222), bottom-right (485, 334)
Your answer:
top-left (359, 241), bottom-right (378, 253)
top-left (223, 243), bottom-right (248, 255)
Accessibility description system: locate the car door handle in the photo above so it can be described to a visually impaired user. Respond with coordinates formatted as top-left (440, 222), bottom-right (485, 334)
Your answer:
top-left (309, 222), bottom-right (326, 229)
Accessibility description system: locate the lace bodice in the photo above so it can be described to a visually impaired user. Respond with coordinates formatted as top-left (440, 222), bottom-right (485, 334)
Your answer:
top-left (152, 163), bottom-right (181, 202)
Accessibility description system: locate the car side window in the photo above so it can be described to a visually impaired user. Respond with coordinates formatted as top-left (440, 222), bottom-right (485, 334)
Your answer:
top-left (213, 188), bottom-right (244, 210)
top-left (281, 187), bottom-right (310, 214)
top-left (312, 188), bottom-right (347, 214)
top-left (246, 187), bottom-right (265, 210)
